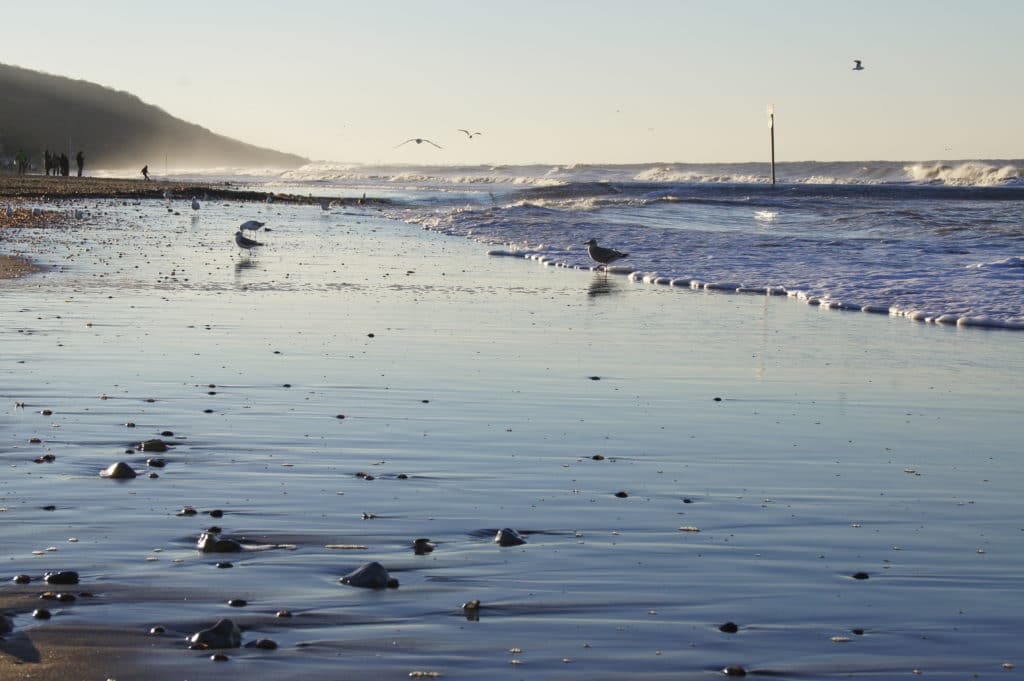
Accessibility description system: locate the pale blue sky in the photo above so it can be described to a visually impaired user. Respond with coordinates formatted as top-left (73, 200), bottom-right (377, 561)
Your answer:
top-left (3, 0), bottom-right (1021, 165)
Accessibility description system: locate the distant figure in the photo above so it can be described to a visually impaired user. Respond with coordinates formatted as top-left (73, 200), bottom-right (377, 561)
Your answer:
top-left (852, 59), bottom-right (864, 71)
top-left (191, 196), bottom-right (200, 211)
top-left (584, 238), bottom-right (629, 270)
top-left (15, 149), bottom-right (27, 175)
top-left (44, 150), bottom-right (53, 176)
top-left (394, 137), bottom-right (443, 149)
top-left (60, 153), bottom-right (70, 177)
top-left (76, 151), bottom-right (84, 177)
top-left (141, 165), bottom-right (150, 180)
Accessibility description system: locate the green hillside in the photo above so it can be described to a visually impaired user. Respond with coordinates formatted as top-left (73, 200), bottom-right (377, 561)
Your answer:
top-left (0, 63), bottom-right (307, 171)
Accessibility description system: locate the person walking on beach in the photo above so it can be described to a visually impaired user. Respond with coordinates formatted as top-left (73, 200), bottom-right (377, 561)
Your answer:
top-left (141, 165), bottom-right (150, 180)
top-left (44, 150), bottom-right (53, 176)
top-left (60, 153), bottom-right (70, 177)
top-left (15, 149), bottom-right (27, 175)
top-left (76, 151), bottom-right (84, 177)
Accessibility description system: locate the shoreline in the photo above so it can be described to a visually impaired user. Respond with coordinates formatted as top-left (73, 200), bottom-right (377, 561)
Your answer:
top-left (0, 175), bottom-right (379, 281)
top-left (0, 174), bottom-right (378, 205)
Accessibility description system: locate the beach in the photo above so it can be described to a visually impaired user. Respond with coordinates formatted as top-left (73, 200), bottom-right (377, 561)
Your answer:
top-left (2, 179), bottom-right (1023, 680)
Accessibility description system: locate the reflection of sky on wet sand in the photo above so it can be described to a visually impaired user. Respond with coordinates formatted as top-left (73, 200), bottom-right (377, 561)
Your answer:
top-left (2, 199), bottom-right (1023, 679)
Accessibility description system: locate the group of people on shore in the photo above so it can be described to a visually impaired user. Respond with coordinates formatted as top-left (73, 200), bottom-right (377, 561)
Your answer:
top-left (44, 150), bottom-right (85, 177)
top-left (5, 149), bottom-right (86, 176)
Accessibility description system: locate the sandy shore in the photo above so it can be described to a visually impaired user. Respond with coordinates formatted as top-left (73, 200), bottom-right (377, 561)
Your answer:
top-left (0, 174), bottom-right (377, 280)
top-left (2, 195), bottom-right (1022, 681)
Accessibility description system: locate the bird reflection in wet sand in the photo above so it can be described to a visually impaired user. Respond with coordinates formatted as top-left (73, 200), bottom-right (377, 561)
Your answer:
top-left (587, 273), bottom-right (621, 297)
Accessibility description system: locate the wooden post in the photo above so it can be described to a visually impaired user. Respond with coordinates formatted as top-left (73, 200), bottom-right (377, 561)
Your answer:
top-left (767, 104), bottom-right (776, 186)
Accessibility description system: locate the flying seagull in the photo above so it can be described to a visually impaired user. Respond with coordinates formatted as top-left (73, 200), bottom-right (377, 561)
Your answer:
top-left (458, 129), bottom-right (482, 139)
top-left (584, 238), bottom-right (629, 269)
top-left (395, 137), bottom-right (443, 149)
top-left (852, 59), bottom-right (864, 71)
top-left (234, 231), bottom-right (263, 251)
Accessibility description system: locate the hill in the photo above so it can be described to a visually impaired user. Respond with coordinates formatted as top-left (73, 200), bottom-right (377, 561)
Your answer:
top-left (0, 63), bottom-right (307, 171)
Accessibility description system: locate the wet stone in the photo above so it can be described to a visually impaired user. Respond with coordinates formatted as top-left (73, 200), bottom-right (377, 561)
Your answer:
top-left (197, 532), bottom-right (242, 553)
top-left (413, 538), bottom-right (435, 554)
top-left (851, 572), bottom-right (870, 580)
top-left (723, 666), bottom-right (747, 677)
top-left (13, 574), bottom-right (31, 584)
top-left (147, 458), bottom-right (167, 468)
top-left (719, 621), bottom-right (739, 633)
top-left (161, 430), bottom-right (174, 437)
top-left (227, 599), bottom-right (247, 607)
top-left (591, 454), bottom-right (605, 460)
top-left (138, 439), bottom-right (169, 452)
top-left (275, 610), bottom-right (292, 618)
top-left (100, 462), bottom-right (137, 479)
top-left (216, 562), bottom-right (234, 569)
top-left (150, 625), bottom-right (166, 635)
top-left (188, 618), bottom-right (241, 650)
top-left (494, 528), bottom-right (526, 547)
top-left (0, 615), bottom-right (13, 635)
top-left (210, 653), bottom-right (230, 662)
top-left (32, 608), bottom-right (51, 620)
top-left (177, 506), bottom-right (198, 516)
top-left (340, 561), bottom-right (398, 589)
top-left (209, 509), bottom-right (224, 518)
top-left (44, 570), bottom-right (79, 585)
top-left (614, 491), bottom-right (629, 498)
top-left (245, 638), bottom-right (278, 650)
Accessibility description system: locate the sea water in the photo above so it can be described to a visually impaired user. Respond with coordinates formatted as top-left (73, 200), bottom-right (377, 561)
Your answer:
top-left (138, 158), bottom-right (1024, 329)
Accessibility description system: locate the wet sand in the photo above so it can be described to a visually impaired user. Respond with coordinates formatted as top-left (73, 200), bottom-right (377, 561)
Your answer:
top-left (1, 196), bottom-right (1022, 680)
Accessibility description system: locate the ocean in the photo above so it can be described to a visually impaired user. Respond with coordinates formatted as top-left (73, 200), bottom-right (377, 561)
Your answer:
top-left (148, 158), bottom-right (1024, 330)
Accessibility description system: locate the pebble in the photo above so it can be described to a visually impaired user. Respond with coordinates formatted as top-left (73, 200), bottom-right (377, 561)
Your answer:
top-left (100, 462), bottom-right (137, 479)
top-left (149, 626), bottom-right (165, 635)
top-left (614, 491), bottom-right (629, 498)
top-left (851, 572), bottom-right (870, 580)
top-left (32, 608), bottom-right (52, 620)
top-left (245, 639), bottom-right (278, 650)
top-left (591, 454), bottom-right (605, 460)
top-left (340, 561), bottom-right (399, 589)
top-left (216, 562), bottom-right (234, 569)
top-left (227, 599), bottom-right (247, 607)
top-left (413, 538), bottom-right (435, 554)
top-left (209, 509), bottom-right (224, 518)
top-left (722, 666), bottom-right (746, 676)
top-left (44, 570), bottom-right (79, 585)
top-left (138, 439), bottom-right (169, 452)
top-left (13, 574), bottom-right (31, 584)
top-left (462, 599), bottom-right (481, 611)
top-left (146, 458), bottom-right (167, 468)
top-left (718, 622), bottom-right (739, 633)
top-left (0, 615), bottom-right (13, 634)
top-left (177, 506), bottom-right (198, 516)
top-left (197, 532), bottom-right (243, 553)
top-left (494, 528), bottom-right (526, 547)
top-left (210, 654), bottom-right (229, 662)
top-left (188, 619), bottom-right (241, 649)
top-left (275, 610), bottom-right (292, 618)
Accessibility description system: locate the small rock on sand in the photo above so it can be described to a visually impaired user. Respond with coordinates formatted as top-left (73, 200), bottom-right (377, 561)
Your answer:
top-left (100, 462), bottom-right (137, 479)
top-left (188, 618), bottom-right (241, 649)
top-left (340, 561), bottom-right (399, 589)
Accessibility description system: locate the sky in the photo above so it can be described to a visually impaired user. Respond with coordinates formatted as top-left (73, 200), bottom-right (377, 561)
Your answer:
top-left (2, 0), bottom-right (1022, 166)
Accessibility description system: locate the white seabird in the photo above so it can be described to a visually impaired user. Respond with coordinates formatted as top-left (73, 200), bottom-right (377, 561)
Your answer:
top-left (458, 129), bottom-right (482, 139)
top-left (191, 196), bottom-right (201, 211)
top-left (584, 238), bottom-right (629, 269)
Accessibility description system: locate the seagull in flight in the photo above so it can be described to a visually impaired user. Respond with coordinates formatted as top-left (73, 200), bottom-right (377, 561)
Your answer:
top-left (395, 137), bottom-right (443, 149)
top-left (584, 239), bottom-right (629, 270)
top-left (458, 129), bottom-right (482, 139)
top-left (852, 59), bottom-right (864, 71)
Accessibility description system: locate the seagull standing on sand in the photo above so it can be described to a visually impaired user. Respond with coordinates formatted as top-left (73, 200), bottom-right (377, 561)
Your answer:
top-left (852, 59), bottom-right (864, 71)
top-left (191, 196), bottom-right (201, 211)
top-left (458, 129), bottom-right (482, 139)
top-left (584, 238), bottom-right (629, 270)
top-left (395, 137), bottom-right (443, 149)
top-left (234, 231), bottom-right (263, 251)
top-left (239, 220), bottom-right (265, 238)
